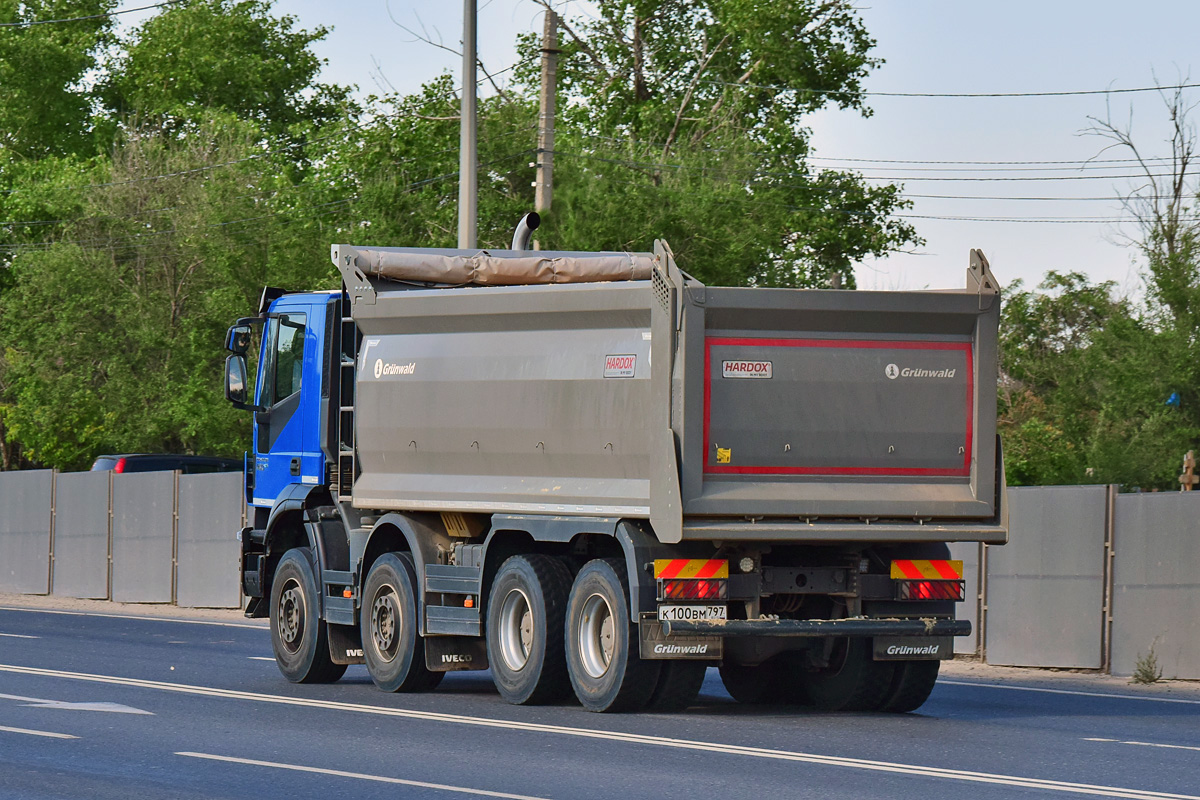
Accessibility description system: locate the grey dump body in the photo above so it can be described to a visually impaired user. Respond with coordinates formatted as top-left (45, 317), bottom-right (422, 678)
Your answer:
top-left (332, 241), bottom-right (1005, 547)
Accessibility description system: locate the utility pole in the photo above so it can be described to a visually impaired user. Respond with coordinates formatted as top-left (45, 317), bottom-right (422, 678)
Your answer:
top-left (1180, 450), bottom-right (1197, 491)
top-left (534, 7), bottom-right (558, 234)
top-left (458, 0), bottom-right (477, 249)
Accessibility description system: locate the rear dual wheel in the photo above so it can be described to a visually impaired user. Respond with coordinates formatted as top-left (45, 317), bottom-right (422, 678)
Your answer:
top-left (720, 641), bottom-right (938, 713)
top-left (878, 659), bottom-right (940, 713)
top-left (566, 558), bottom-right (661, 712)
top-left (802, 638), bottom-right (895, 712)
top-left (487, 555), bottom-right (574, 704)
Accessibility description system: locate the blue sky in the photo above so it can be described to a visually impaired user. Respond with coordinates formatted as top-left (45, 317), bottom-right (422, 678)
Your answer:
top-left (121, 1), bottom-right (1200, 294)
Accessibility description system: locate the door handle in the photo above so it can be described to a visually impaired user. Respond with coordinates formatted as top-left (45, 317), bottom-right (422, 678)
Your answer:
top-left (290, 458), bottom-right (301, 476)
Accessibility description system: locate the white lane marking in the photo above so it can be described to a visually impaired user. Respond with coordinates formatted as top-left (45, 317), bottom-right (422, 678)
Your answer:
top-left (0, 633), bottom-right (39, 639)
top-left (0, 691), bottom-right (153, 715)
top-left (939, 680), bottom-right (1200, 706)
top-left (0, 724), bottom-right (77, 739)
top-left (248, 657), bottom-right (276, 662)
top-left (1086, 738), bottom-right (1200, 753)
top-left (0, 665), bottom-right (1195, 800)
top-left (0, 606), bottom-right (264, 630)
top-left (177, 752), bottom-right (550, 800)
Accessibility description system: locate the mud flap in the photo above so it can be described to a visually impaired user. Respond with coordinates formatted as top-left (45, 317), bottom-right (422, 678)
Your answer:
top-left (639, 613), bottom-right (722, 660)
top-left (424, 636), bottom-right (489, 672)
top-left (327, 622), bottom-right (365, 665)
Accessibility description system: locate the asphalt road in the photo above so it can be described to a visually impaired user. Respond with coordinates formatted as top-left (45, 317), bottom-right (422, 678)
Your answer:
top-left (1, 603), bottom-right (1199, 800)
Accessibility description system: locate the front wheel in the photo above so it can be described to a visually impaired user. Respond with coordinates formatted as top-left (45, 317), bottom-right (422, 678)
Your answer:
top-left (270, 548), bottom-right (346, 683)
top-left (361, 553), bottom-right (443, 693)
top-left (565, 559), bottom-right (660, 712)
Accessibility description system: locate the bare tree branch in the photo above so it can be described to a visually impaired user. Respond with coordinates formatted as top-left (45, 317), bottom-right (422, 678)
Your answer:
top-left (663, 33), bottom-right (730, 158)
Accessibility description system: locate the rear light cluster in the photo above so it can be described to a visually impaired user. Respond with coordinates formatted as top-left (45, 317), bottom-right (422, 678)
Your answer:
top-left (895, 580), bottom-right (965, 601)
top-left (114, 457), bottom-right (127, 474)
top-left (659, 579), bottom-right (728, 601)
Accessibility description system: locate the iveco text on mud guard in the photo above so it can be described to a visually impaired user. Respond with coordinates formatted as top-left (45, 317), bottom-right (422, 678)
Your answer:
top-left (226, 230), bottom-right (1006, 713)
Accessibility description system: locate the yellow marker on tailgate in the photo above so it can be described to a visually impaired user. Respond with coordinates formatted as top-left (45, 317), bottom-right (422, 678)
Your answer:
top-left (654, 559), bottom-right (729, 579)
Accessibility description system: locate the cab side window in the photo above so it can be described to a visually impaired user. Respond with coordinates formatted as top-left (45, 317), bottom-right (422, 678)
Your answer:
top-left (273, 314), bottom-right (307, 401)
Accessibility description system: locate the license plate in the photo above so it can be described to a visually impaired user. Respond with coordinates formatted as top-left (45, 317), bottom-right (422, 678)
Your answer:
top-left (657, 604), bottom-right (727, 622)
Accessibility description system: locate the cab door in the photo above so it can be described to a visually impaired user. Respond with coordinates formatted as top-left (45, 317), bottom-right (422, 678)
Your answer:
top-left (252, 306), bottom-right (313, 505)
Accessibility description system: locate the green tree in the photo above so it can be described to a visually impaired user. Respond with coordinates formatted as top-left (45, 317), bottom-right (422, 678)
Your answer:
top-left (0, 116), bottom-right (292, 469)
top-left (0, 0), bottom-right (114, 159)
top-left (511, 0), bottom-right (918, 286)
top-left (100, 0), bottom-right (351, 140)
top-left (999, 272), bottom-right (1200, 488)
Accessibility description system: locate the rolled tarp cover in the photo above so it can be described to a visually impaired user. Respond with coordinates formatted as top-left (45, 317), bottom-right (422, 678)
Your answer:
top-left (351, 248), bottom-right (656, 285)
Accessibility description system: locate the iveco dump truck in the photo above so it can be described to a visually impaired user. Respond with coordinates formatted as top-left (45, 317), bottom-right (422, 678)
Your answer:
top-left (224, 231), bottom-right (1007, 714)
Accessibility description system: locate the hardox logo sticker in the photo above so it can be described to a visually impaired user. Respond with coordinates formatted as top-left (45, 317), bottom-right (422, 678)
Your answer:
top-left (604, 354), bottom-right (636, 378)
top-left (885, 363), bottom-right (900, 380)
top-left (722, 360), bottom-right (772, 379)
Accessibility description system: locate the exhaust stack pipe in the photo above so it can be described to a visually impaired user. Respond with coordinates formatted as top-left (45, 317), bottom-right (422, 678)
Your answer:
top-left (510, 212), bottom-right (541, 251)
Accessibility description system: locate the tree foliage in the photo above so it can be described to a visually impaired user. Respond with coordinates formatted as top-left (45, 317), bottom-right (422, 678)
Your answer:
top-left (0, 0), bottom-right (923, 470)
top-left (998, 86), bottom-right (1200, 489)
top-left (1, 117), bottom-right (284, 468)
top-left (0, 0), bottom-right (115, 159)
top-left (100, 0), bottom-right (351, 139)
top-left (515, 0), bottom-right (918, 287)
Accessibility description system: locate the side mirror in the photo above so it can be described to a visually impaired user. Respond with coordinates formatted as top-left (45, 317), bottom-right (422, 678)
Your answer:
top-left (225, 355), bottom-right (257, 410)
top-left (226, 324), bottom-right (252, 355)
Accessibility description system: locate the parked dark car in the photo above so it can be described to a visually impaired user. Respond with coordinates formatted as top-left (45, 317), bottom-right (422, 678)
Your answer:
top-left (90, 454), bottom-right (242, 474)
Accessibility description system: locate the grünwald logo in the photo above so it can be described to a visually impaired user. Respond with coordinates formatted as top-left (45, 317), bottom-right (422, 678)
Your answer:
top-left (374, 358), bottom-right (416, 378)
top-left (885, 363), bottom-right (956, 379)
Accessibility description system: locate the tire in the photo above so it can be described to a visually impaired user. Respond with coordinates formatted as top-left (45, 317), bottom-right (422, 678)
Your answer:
top-left (565, 558), bottom-right (661, 712)
top-left (270, 548), bottom-right (346, 683)
top-left (361, 553), bottom-right (443, 693)
top-left (486, 555), bottom-right (573, 705)
top-left (645, 660), bottom-right (707, 712)
top-left (719, 655), bottom-right (807, 706)
top-left (878, 659), bottom-right (940, 713)
top-left (801, 638), bottom-right (895, 712)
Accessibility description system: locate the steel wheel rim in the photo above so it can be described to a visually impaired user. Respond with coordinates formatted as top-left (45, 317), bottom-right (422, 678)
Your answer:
top-left (498, 587), bottom-right (534, 672)
top-left (278, 579), bottom-right (304, 654)
top-left (578, 593), bottom-right (615, 679)
top-left (371, 583), bottom-right (401, 662)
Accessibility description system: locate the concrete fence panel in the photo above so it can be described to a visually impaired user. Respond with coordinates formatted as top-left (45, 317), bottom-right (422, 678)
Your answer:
top-left (0, 469), bottom-right (54, 594)
top-left (985, 485), bottom-right (1108, 668)
top-left (176, 472), bottom-right (243, 608)
top-left (51, 471), bottom-right (111, 599)
top-left (111, 471), bottom-right (176, 603)
top-left (1111, 492), bottom-right (1200, 680)
top-left (948, 541), bottom-right (981, 656)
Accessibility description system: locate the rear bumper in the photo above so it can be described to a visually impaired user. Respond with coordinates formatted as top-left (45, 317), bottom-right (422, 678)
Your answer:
top-left (662, 617), bottom-right (971, 638)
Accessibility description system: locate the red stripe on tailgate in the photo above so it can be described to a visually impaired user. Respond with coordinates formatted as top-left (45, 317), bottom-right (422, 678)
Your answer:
top-left (932, 560), bottom-right (962, 579)
top-left (657, 560), bottom-right (686, 579)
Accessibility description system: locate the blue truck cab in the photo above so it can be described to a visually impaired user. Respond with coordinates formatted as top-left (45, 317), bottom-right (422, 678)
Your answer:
top-left (249, 292), bottom-right (331, 504)
top-left (224, 289), bottom-right (347, 617)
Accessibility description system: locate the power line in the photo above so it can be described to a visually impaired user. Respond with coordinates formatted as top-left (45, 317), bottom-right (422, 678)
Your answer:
top-left (563, 60), bottom-right (1200, 99)
top-left (0, 1), bottom-right (184, 28)
top-left (897, 213), bottom-right (1194, 224)
top-left (551, 149), bottom-right (1190, 184)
